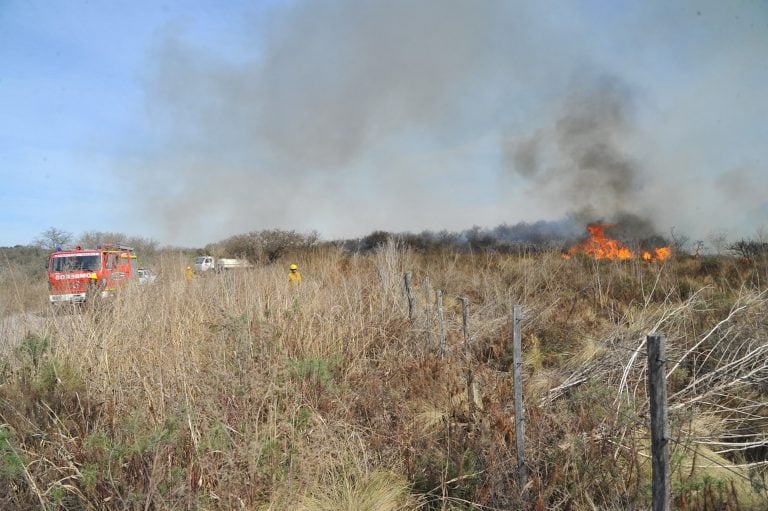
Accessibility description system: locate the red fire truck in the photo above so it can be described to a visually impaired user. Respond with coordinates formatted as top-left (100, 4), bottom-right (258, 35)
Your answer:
top-left (47, 245), bottom-right (138, 303)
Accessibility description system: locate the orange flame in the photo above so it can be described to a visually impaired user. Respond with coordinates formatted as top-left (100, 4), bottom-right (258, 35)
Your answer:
top-left (565, 223), bottom-right (672, 262)
top-left (653, 246), bottom-right (672, 261)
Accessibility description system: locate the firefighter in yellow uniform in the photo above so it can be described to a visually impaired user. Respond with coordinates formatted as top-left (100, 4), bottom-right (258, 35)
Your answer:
top-left (288, 263), bottom-right (302, 286)
top-left (185, 266), bottom-right (194, 281)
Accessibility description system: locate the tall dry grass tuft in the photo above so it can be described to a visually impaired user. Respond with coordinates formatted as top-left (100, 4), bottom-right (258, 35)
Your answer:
top-left (294, 469), bottom-right (421, 511)
top-left (0, 247), bottom-right (766, 509)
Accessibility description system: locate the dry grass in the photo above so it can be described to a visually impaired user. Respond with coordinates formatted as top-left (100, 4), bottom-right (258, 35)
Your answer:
top-left (0, 244), bottom-right (767, 509)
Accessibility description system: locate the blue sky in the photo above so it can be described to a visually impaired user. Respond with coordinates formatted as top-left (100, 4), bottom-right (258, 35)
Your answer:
top-left (2, 0), bottom-right (767, 247)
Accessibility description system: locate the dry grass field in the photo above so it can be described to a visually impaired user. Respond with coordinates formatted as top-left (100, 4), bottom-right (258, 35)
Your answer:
top-left (1, 241), bottom-right (767, 509)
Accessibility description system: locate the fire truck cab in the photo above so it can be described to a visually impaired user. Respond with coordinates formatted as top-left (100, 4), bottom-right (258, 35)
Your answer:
top-left (47, 245), bottom-right (138, 303)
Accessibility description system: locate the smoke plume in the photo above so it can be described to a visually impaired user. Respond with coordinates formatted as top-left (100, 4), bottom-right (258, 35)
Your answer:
top-left (122, 0), bottom-right (768, 247)
top-left (505, 75), bottom-right (650, 233)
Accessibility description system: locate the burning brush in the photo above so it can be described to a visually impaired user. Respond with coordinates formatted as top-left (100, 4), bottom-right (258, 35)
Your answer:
top-left (563, 223), bottom-right (671, 262)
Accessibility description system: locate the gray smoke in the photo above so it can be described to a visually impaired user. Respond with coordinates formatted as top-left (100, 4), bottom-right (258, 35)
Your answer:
top-left (122, 0), bottom-right (768, 246)
top-left (505, 75), bottom-right (646, 226)
top-left (126, 1), bottom-right (583, 245)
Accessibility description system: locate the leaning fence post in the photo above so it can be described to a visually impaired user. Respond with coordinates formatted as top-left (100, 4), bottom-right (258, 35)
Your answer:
top-left (436, 290), bottom-right (446, 356)
top-left (404, 272), bottom-right (415, 322)
top-left (512, 305), bottom-right (528, 493)
top-left (460, 297), bottom-right (475, 420)
top-left (647, 333), bottom-right (670, 511)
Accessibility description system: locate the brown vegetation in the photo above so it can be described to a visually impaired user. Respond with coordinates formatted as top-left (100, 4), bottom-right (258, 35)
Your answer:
top-left (1, 241), bottom-right (767, 509)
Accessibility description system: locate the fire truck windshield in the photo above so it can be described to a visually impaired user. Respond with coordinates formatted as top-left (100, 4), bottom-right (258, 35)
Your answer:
top-left (51, 255), bottom-right (101, 272)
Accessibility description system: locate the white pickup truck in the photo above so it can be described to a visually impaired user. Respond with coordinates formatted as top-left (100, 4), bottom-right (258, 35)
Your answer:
top-left (193, 256), bottom-right (252, 273)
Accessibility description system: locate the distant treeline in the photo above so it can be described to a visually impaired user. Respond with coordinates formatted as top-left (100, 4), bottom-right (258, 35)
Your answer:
top-left (198, 222), bottom-right (575, 263)
top-left (343, 221), bottom-right (577, 254)
top-left (0, 245), bottom-right (49, 278)
top-left (14, 223), bottom-right (768, 264)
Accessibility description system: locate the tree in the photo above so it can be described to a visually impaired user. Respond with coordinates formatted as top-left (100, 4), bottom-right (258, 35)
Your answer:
top-left (669, 226), bottom-right (690, 254)
top-left (729, 239), bottom-right (768, 260)
top-left (220, 229), bottom-right (319, 263)
top-left (78, 231), bottom-right (158, 256)
top-left (707, 231), bottom-right (728, 256)
top-left (33, 227), bottom-right (73, 250)
top-left (358, 231), bottom-right (392, 252)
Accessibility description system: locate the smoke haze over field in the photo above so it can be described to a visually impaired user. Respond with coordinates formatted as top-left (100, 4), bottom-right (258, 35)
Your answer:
top-left (507, 76), bottom-right (641, 218)
top-left (6, 1), bottom-right (762, 247)
top-left (133, 0), bottom-right (547, 243)
top-left (123, 1), bottom-right (768, 246)
top-left (111, 1), bottom-right (765, 245)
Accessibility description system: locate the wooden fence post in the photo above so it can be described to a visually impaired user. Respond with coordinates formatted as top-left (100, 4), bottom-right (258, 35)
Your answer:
top-left (512, 305), bottom-right (527, 493)
top-left (647, 333), bottom-right (670, 511)
top-left (460, 297), bottom-right (475, 420)
top-left (404, 272), bottom-right (415, 322)
top-left (436, 290), bottom-right (446, 356)
top-left (423, 275), bottom-right (433, 346)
